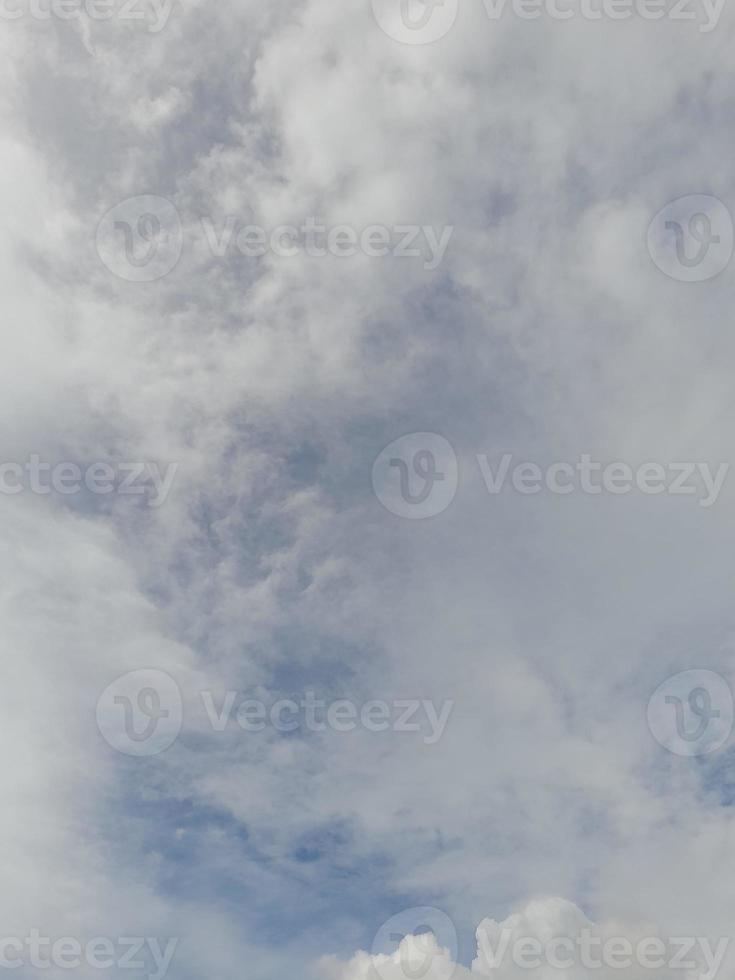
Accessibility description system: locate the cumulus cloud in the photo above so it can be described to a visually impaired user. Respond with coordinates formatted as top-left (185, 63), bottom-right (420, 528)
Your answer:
top-left (323, 899), bottom-right (733, 980)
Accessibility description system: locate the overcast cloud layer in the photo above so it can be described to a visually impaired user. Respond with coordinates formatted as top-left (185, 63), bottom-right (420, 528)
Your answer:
top-left (2, 1), bottom-right (735, 979)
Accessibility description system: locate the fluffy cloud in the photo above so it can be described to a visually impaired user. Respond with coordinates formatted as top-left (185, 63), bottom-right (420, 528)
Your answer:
top-left (1, 0), bottom-right (735, 977)
top-left (323, 899), bottom-right (733, 980)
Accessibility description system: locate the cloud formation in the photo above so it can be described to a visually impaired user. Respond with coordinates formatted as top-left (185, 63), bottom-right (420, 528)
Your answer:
top-left (2, 0), bottom-right (735, 978)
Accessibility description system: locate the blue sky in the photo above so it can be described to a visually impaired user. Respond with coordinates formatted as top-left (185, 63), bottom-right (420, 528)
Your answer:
top-left (2, 2), bottom-right (735, 980)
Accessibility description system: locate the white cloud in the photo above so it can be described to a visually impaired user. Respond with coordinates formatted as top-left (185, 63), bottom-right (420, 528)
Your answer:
top-left (323, 899), bottom-right (733, 980)
top-left (1, 0), bottom-right (735, 976)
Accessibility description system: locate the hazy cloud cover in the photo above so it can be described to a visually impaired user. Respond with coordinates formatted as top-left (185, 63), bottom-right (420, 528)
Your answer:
top-left (2, 0), bottom-right (735, 979)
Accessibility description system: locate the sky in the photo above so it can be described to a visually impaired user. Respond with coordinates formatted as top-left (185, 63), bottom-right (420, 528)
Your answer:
top-left (2, 1), bottom-right (735, 979)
